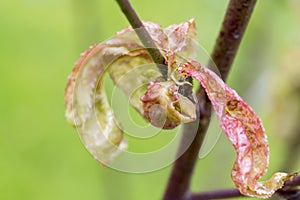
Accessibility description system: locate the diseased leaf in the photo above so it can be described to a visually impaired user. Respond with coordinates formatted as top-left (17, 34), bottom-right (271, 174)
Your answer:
top-left (178, 60), bottom-right (298, 198)
top-left (106, 23), bottom-right (165, 116)
top-left (140, 81), bottom-right (196, 129)
top-left (65, 19), bottom-right (199, 164)
top-left (164, 18), bottom-right (198, 59)
top-left (65, 43), bottom-right (128, 164)
top-left (109, 19), bottom-right (198, 128)
top-left (115, 21), bottom-right (168, 51)
top-left (107, 49), bottom-right (161, 115)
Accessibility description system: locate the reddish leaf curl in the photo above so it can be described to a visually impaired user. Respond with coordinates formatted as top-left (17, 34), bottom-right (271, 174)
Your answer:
top-left (178, 60), bottom-right (298, 198)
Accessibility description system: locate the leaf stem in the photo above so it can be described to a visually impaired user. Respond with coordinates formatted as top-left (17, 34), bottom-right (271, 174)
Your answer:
top-left (163, 0), bottom-right (257, 199)
top-left (115, 0), bottom-right (167, 79)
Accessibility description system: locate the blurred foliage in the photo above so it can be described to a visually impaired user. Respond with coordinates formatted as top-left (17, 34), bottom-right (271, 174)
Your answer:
top-left (0, 0), bottom-right (299, 200)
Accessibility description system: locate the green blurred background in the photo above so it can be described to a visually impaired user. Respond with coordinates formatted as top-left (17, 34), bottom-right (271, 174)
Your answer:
top-left (0, 0), bottom-right (299, 199)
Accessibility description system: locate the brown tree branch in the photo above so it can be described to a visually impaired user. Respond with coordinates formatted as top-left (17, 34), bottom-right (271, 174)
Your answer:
top-left (163, 0), bottom-right (257, 199)
top-left (209, 0), bottom-right (257, 81)
top-left (115, 0), bottom-right (167, 79)
top-left (163, 90), bottom-right (212, 200)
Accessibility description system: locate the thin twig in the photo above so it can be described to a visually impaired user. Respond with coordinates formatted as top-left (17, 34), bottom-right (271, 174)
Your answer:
top-left (163, 0), bottom-right (257, 199)
top-left (285, 176), bottom-right (300, 186)
top-left (190, 189), bottom-right (243, 200)
top-left (190, 176), bottom-right (300, 200)
top-left (115, 0), bottom-right (167, 79)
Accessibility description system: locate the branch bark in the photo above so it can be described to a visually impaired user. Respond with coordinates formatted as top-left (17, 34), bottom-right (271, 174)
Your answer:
top-left (163, 0), bottom-right (257, 199)
top-left (209, 0), bottom-right (257, 81)
top-left (190, 189), bottom-right (242, 200)
top-left (163, 90), bottom-right (212, 200)
top-left (115, 0), bottom-right (167, 79)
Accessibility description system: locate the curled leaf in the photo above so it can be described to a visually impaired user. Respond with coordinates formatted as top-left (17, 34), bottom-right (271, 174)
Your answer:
top-left (65, 43), bottom-right (128, 164)
top-left (178, 60), bottom-right (297, 198)
top-left (108, 19), bottom-right (198, 127)
top-left (140, 81), bottom-right (196, 129)
top-left (164, 18), bottom-right (198, 59)
top-left (107, 48), bottom-right (160, 116)
top-left (65, 19), bottom-right (199, 164)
